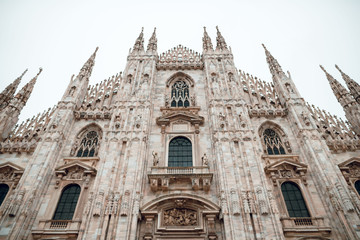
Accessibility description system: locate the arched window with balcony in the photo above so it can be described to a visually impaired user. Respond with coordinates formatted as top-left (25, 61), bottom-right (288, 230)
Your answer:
top-left (263, 128), bottom-right (286, 155)
top-left (53, 184), bottom-right (81, 220)
top-left (281, 182), bottom-right (310, 218)
top-left (171, 81), bottom-right (190, 107)
top-left (0, 184), bottom-right (9, 207)
top-left (76, 130), bottom-right (100, 157)
top-left (168, 137), bottom-right (192, 167)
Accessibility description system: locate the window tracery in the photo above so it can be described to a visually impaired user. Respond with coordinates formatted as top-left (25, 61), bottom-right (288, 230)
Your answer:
top-left (171, 81), bottom-right (190, 107)
top-left (75, 130), bottom-right (99, 157)
top-left (263, 128), bottom-right (286, 155)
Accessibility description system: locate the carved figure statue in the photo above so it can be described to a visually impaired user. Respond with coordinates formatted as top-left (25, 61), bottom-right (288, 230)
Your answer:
top-left (164, 95), bottom-right (170, 107)
top-left (202, 153), bottom-right (208, 166)
top-left (190, 96), bottom-right (196, 106)
top-left (152, 151), bottom-right (159, 166)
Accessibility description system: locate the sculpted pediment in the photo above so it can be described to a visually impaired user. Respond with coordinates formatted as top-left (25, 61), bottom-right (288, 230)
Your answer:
top-left (156, 107), bottom-right (204, 133)
top-left (265, 159), bottom-right (307, 172)
top-left (55, 160), bottom-right (96, 176)
top-left (0, 162), bottom-right (24, 183)
top-left (264, 159), bottom-right (308, 186)
top-left (0, 161), bottom-right (24, 172)
top-left (338, 157), bottom-right (360, 169)
top-left (338, 157), bottom-right (360, 183)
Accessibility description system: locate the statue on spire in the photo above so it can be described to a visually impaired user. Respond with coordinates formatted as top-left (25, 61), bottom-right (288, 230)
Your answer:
top-left (147, 28), bottom-right (157, 53)
top-left (215, 26), bottom-right (228, 51)
top-left (0, 69), bottom-right (28, 111)
top-left (335, 65), bottom-right (360, 105)
top-left (262, 44), bottom-right (285, 77)
top-left (202, 27), bottom-right (213, 52)
top-left (132, 27), bottom-right (144, 53)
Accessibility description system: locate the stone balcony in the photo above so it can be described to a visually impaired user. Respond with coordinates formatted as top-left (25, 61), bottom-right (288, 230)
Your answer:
top-left (148, 166), bottom-right (213, 192)
top-left (32, 219), bottom-right (81, 240)
top-left (280, 217), bottom-right (331, 238)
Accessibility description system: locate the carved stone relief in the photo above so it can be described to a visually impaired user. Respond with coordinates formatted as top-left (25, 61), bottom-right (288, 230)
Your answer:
top-left (163, 208), bottom-right (197, 226)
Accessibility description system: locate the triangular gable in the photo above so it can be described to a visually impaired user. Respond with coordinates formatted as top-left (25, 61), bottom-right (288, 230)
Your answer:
top-left (55, 160), bottom-right (96, 175)
top-left (265, 159), bottom-right (307, 173)
top-left (338, 157), bottom-right (360, 169)
top-left (0, 161), bottom-right (24, 173)
top-left (156, 112), bottom-right (204, 126)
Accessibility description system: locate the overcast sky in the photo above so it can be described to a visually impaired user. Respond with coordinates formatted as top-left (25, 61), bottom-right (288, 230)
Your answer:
top-left (1, 0), bottom-right (359, 123)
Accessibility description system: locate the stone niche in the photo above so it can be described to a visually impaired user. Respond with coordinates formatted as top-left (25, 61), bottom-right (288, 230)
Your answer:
top-left (139, 194), bottom-right (221, 240)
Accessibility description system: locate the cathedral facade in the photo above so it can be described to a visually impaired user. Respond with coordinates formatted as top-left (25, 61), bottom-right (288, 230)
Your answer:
top-left (0, 27), bottom-right (359, 240)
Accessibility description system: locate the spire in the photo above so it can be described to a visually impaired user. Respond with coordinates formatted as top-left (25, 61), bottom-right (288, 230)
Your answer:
top-left (132, 27), bottom-right (144, 53)
top-left (146, 27), bottom-right (157, 53)
top-left (202, 27), bottom-right (213, 52)
top-left (215, 26), bottom-right (228, 51)
top-left (13, 68), bottom-right (42, 105)
top-left (320, 65), bottom-right (354, 108)
top-left (335, 64), bottom-right (360, 104)
top-left (0, 69), bottom-right (28, 110)
top-left (77, 47), bottom-right (98, 81)
top-left (262, 44), bottom-right (285, 77)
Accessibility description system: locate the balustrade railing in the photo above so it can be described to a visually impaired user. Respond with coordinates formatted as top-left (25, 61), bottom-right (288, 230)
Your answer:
top-left (150, 166), bottom-right (210, 175)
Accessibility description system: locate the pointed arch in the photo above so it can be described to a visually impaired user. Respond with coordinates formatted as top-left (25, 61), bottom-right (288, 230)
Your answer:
top-left (258, 120), bottom-right (290, 155)
top-left (166, 72), bottom-right (194, 87)
top-left (71, 123), bottom-right (103, 157)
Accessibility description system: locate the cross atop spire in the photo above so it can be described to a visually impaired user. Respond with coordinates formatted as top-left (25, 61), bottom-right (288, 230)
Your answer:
top-left (77, 47), bottom-right (98, 81)
top-left (320, 65), bottom-right (354, 108)
top-left (215, 26), bottom-right (228, 51)
top-left (262, 44), bottom-right (285, 77)
top-left (132, 27), bottom-right (144, 53)
top-left (202, 27), bottom-right (213, 52)
top-left (147, 27), bottom-right (157, 53)
top-left (0, 69), bottom-right (28, 110)
top-left (335, 64), bottom-right (360, 104)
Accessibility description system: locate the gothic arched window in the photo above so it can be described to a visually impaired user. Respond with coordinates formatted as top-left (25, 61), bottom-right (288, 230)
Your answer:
top-left (281, 182), bottom-right (310, 218)
top-left (168, 137), bottom-right (192, 167)
top-left (355, 180), bottom-right (360, 196)
top-left (0, 184), bottom-right (9, 207)
top-left (53, 184), bottom-right (81, 220)
top-left (76, 131), bottom-right (99, 157)
top-left (171, 81), bottom-right (190, 107)
top-left (263, 129), bottom-right (286, 155)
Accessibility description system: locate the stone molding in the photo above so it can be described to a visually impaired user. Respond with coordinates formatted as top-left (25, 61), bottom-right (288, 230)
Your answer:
top-left (156, 107), bottom-right (204, 134)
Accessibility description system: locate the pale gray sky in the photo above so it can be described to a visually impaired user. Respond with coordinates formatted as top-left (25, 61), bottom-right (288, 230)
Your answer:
top-left (1, 0), bottom-right (359, 123)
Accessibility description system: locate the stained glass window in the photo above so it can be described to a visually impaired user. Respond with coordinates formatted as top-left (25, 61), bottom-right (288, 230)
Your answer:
top-left (263, 129), bottom-right (286, 155)
top-left (168, 137), bottom-right (192, 167)
top-left (76, 131), bottom-right (99, 157)
top-left (281, 182), bottom-right (310, 217)
top-left (171, 80), bottom-right (190, 107)
top-left (0, 184), bottom-right (9, 206)
top-left (53, 184), bottom-right (81, 220)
